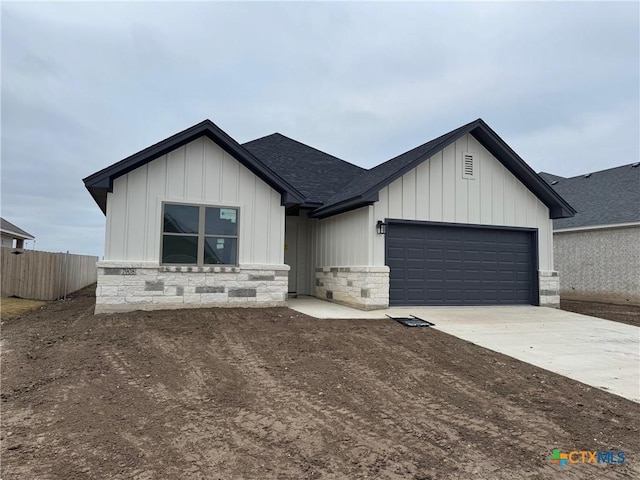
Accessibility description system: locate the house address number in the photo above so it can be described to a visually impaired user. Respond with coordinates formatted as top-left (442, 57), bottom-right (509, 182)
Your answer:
top-left (121, 268), bottom-right (137, 275)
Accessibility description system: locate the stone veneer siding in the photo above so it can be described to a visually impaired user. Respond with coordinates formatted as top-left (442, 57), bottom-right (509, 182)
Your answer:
top-left (315, 266), bottom-right (390, 310)
top-left (95, 262), bottom-right (289, 314)
top-left (539, 270), bottom-right (560, 308)
top-left (316, 266), bottom-right (559, 309)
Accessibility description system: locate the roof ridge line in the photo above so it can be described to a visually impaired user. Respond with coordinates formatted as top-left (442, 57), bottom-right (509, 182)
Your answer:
top-left (562, 162), bottom-right (640, 180)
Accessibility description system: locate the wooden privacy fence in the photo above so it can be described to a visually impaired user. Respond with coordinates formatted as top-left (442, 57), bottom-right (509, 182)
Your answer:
top-left (1, 247), bottom-right (98, 301)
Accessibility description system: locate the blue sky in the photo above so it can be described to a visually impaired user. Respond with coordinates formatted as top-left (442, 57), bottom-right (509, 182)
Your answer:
top-left (1, 1), bottom-right (638, 256)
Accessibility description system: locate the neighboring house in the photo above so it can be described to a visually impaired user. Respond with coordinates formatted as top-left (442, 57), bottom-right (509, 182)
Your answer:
top-left (540, 164), bottom-right (640, 304)
top-left (84, 118), bottom-right (575, 314)
top-left (0, 217), bottom-right (34, 250)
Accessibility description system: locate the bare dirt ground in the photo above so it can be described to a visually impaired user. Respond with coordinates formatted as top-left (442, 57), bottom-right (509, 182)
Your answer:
top-left (2, 287), bottom-right (639, 479)
top-left (560, 299), bottom-right (640, 327)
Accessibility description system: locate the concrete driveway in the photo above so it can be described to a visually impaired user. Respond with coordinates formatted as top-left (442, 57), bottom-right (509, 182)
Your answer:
top-left (288, 297), bottom-right (640, 403)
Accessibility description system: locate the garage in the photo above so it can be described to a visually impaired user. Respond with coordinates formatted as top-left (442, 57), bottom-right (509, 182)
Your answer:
top-left (386, 221), bottom-right (538, 306)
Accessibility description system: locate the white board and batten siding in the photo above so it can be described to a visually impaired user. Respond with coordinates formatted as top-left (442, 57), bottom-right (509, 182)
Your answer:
top-left (105, 137), bottom-right (285, 265)
top-left (288, 209), bottom-right (371, 295)
top-left (311, 208), bottom-right (370, 267)
top-left (371, 133), bottom-right (554, 270)
top-left (285, 207), bottom-right (372, 295)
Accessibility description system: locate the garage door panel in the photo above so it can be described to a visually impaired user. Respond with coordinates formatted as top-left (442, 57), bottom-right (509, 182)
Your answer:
top-left (406, 248), bottom-right (424, 260)
top-left (406, 228), bottom-right (424, 240)
top-left (463, 249), bottom-right (481, 261)
top-left (387, 222), bottom-right (536, 306)
top-left (407, 268), bottom-right (424, 279)
top-left (407, 289), bottom-right (427, 301)
top-left (482, 251), bottom-right (498, 262)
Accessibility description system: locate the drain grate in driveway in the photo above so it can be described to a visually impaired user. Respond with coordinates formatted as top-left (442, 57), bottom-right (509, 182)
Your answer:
top-left (387, 315), bottom-right (435, 328)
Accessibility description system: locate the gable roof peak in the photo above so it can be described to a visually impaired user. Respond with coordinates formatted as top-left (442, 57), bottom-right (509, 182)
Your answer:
top-left (310, 118), bottom-right (575, 220)
top-left (84, 119), bottom-right (306, 214)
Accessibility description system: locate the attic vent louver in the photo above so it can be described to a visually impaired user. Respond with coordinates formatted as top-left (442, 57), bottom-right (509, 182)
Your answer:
top-left (584, 173), bottom-right (592, 178)
top-left (461, 152), bottom-right (476, 179)
top-left (551, 180), bottom-right (558, 185)
top-left (632, 162), bottom-right (640, 168)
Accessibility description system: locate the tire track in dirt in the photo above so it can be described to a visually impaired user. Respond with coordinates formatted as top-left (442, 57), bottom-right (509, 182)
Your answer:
top-left (343, 330), bottom-right (632, 479)
top-left (130, 330), bottom-right (286, 479)
top-left (4, 292), bottom-right (639, 480)
top-left (219, 329), bottom-right (428, 479)
top-left (351, 330), bottom-right (568, 439)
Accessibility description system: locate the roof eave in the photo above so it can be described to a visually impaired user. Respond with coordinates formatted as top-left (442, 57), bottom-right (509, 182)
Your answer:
top-left (84, 120), bottom-right (306, 215)
top-left (309, 192), bottom-right (379, 219)
top-left (0, 229), bottom-right (35, 240)
top-left (319, 119), bottom-right (576, 220)
top-left (471, 122), bottom-right (577, 219)
top-left (549, 206), bottom-right (576, 219)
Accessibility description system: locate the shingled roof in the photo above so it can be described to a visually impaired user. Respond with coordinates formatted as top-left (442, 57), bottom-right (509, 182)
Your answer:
top-left (242, 133), bottom-right (365, 205)
top-left (85, 118), bottom-right (576, 221)
top-left (308, 119), bottom-right (575, 219)
top-left (0, 217), bottom-right (34, 240)
top-left (539, 163), bottom-right (640, 230)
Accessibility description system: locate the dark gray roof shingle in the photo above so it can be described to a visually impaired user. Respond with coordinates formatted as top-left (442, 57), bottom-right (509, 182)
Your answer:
top-left (242, 133), bottom-right (365, 204)
top-left (540, 164), bottom-right (640, 230)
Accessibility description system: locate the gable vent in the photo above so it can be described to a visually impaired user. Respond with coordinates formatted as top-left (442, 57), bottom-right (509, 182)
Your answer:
top-left (462, 152), bottom-right (476, 179)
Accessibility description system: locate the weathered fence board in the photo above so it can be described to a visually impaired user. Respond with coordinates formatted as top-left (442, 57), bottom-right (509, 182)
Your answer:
top-left (1, 248), bottom-right (98, 300)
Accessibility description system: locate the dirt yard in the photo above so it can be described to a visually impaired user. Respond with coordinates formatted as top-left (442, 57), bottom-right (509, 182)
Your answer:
top-left (560, 299), bottom-right (640, 327)
top-left (2, 287), bottom-right (639, 479)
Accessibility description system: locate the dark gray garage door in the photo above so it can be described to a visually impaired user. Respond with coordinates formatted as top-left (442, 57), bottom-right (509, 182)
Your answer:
top-left (386, 221), bottom-right (538, 306)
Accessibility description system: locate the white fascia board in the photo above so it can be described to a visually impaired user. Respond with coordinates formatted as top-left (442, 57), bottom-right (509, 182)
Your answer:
top-left (0, 229), bottom-right (35, 240)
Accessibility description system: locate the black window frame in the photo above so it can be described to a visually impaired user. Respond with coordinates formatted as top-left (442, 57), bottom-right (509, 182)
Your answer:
top-left (160, 202), bottom-right (239, 266)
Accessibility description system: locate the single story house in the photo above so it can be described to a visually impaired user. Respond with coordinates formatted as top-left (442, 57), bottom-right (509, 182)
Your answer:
top-left (539, 164), bottom-right (640, 304)
top-left (0, 217), bottom-right (34, 250)
top-left (84, 118), bottom-right (575, 314)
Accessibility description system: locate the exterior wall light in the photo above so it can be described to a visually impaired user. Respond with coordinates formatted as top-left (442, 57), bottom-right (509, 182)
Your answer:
top-left (376, 220), bottom-right (387, 234)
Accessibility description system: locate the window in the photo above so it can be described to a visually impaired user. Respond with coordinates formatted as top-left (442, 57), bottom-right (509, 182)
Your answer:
top-left (161, 203), bottom-right (238, 265)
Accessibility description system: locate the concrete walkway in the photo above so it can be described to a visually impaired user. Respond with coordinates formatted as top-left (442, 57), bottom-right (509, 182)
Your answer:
top-left (288, 297), bottom-right (640, 403)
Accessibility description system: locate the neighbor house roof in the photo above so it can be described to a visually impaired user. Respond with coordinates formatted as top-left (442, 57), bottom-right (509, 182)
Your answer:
top-left (310, 119), bottom-right (576, 219)
top-left (83, 120), bottom-right (306, 214)
top-left (242, 133), bottom-right (365, 205)
top-left (0, 217), bottom-right (34, 240)
top-left (539, 163), bottom-right (640, 230)
top-left (85, 118), bottom-right (576, 221)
